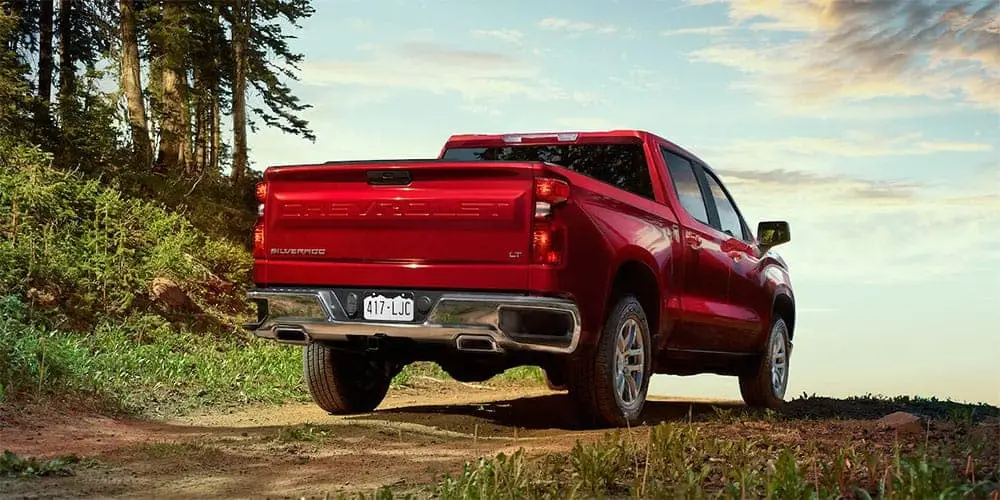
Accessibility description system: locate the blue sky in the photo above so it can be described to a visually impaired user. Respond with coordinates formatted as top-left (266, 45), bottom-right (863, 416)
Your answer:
top-left (250, 0), bottom-right (1000, 404)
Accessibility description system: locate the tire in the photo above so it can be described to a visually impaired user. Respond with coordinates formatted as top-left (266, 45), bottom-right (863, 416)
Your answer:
top-left (543, 365), bottom-right (567, 391)
top-left (739, 316), bottom-right (791, 410)
top-left (303, 342), bottom-right (393, 414)
top-left (567, 295), bottom-right (652, 427)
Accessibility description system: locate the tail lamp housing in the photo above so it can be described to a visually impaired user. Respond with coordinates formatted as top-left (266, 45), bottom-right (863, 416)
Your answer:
top-left (532, 177), bottom-right (569, 265)
top-left (253, 182), bottom-right (268, 258)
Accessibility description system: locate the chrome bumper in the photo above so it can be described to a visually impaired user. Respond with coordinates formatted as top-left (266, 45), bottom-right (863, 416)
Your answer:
top-left (245, 288), bottom-right (581, 354)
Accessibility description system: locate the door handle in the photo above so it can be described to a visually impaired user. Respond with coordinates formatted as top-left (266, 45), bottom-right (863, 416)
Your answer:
top-left (728, 250), bottom-right (742, 262)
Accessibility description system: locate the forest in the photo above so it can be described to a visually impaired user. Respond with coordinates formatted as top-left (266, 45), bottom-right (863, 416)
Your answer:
top-left (1, 0), bottom-right (314, 196)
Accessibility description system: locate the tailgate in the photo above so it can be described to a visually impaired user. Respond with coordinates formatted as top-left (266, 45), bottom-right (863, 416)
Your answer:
top-left (258, 160), bottom-right (536, 288)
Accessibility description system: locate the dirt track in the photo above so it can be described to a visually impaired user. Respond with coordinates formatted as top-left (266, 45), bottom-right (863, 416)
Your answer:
top-left (1, 378), bottom-right (997, 499)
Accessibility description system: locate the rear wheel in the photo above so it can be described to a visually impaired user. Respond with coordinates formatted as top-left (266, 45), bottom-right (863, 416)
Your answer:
top-left (303, 342), bottom-right (393, 414)
top-left (567, 295), bottom-right (651, 427)
top-left (543, 365), bottom-right (567, 391)
top-left (739, 316), bottom-right (791, 409)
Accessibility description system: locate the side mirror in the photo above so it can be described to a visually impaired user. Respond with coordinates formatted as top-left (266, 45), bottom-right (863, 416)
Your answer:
top-left (757, 221), bottom-right (790, 252)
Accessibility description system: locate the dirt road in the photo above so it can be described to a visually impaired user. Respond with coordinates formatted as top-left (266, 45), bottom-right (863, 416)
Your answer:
top-left (1, 378), bottom-right (996, 499)
top-left (0, 378), bottom-right (728, 498)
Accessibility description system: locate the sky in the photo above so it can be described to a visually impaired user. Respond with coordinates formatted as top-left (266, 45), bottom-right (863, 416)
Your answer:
top-left (248, 0), bottom-right (1000, 405)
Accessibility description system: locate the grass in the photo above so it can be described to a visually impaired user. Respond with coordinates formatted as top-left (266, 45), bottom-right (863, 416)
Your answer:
top-left (358, 420), bottom-right (1000, 499)
top-left (0, 450), bottom-right (80, 478)
top-left (392, 362), bottom-right (544, 390)
top-left (0, 295), bottom-right (306, 415)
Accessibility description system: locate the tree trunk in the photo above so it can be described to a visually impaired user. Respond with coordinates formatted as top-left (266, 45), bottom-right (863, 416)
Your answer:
top-left (211, 85), bottom-right (220, 173)
top-left (230, 0), bottom-right (249, 183)
top-left (57, 0), bottom-right (75, 120)
top-left (157, 0), bottom-right (189, 171)
top-left (119, 0), bottom-right (151, 167)
top-left (38, 0), bottom-right (54, 103)
top-left (193, 69), bottom-right (208, 172)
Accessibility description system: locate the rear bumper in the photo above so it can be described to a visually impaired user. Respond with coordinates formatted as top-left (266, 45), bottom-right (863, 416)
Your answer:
top-left (244, 287), bottom-right (581, 354)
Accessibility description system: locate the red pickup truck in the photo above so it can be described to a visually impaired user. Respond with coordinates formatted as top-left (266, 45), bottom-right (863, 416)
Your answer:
top-left (246, 130), bottom-right (795, 427)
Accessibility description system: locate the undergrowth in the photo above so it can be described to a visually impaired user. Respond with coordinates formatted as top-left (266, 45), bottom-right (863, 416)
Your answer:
top-left (0, 450), bottom-right (80, 478)
top-left (360, 422), bottom-right (1000, 499)
top-left (0, 141), bottom-right (252, 332)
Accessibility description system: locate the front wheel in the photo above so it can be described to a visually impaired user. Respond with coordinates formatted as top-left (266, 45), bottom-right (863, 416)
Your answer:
top-left (739, 316), bottom-right (791, 409)
top-left (303, 342), bottom-right (393, 414)
top-left (567, 295), bottom-right (652, 427)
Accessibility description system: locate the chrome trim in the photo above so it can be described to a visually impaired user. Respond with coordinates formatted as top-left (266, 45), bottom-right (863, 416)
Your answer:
top-left (246, 288), bottom-right (581, 354)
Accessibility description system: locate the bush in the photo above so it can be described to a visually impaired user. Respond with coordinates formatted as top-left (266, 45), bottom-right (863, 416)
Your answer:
top-left (0, 295), bottom-right (305, 413)
top-left (0, 140), bottom-right (252, 331)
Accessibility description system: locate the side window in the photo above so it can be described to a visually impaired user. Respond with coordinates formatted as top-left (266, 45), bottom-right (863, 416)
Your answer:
top-left (702, 169), bottom-right (750, 241)
top-left (660, 147), bottom-right (710, 225)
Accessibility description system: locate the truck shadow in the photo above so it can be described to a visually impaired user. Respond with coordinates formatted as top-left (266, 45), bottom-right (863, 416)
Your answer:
top-left (369, 393), bottom-right (1000, 432)
top-left (370, 394), bottom-right (745, 431)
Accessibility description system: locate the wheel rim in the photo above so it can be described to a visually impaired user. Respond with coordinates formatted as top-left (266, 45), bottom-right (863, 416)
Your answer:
top-left (614, 317), bottom-right (645, 410)
top-left (769, 320), bottom-right (789, 400)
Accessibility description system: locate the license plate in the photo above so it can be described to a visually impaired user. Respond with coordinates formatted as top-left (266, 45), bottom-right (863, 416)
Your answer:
top-left (362, 294), bottom-right (415, 322)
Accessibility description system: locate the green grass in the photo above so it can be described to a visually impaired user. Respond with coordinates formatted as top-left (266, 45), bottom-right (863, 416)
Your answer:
top-left (275, 424), bottom-right (332, 443)
top-left (0, 295), bottom-right (305, 415)
top-left (361, 422), bottom-right (1000, 499)
top-left (391, 362), bottom-right (544, 389)
top-left (0, 450), bottom-right (80, 478)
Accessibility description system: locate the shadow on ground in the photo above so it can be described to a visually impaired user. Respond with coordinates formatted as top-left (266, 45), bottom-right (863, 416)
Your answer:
top-left (363, 393), bottom-right (1000, 432)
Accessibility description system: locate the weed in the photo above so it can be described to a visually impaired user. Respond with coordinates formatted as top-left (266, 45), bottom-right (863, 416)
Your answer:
top-left (276, 425), bottom-right (331, 443)
top-left (0, 450), bottom-right (80, 477)
top-left (368, 419), bottom-right (999, 499)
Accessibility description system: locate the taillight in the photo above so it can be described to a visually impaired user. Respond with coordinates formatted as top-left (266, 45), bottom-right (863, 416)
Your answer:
top-left (532, 177), bottom-right (569, 265)
top-left (534, 177), bottom-right (569, 220)
top-left (253, 182), bottom-right (268, 258)
top-left (532, 225), bottom-right (564, 264)
top-left (252, 223), bottom-right (265, 258)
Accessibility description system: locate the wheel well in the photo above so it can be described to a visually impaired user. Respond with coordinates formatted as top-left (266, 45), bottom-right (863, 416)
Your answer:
top-left (610, 261), bottom-right (660, 335)
top-left (773, 294), bottom-right (795, 339)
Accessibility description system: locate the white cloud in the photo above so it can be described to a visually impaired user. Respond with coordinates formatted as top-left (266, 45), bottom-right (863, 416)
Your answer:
top-left (661, 26), bottom-right (732, 36)
top-left (694, 133), bottom-right (1000, 284)
top-left (537, 17), bottom-right (618, 35)
top-left (687, 0), bottom-right (1000, 112)
top-left (299, 42), bottom-right (596, 106)
top-left (471, 29), bottom-right (524, 46)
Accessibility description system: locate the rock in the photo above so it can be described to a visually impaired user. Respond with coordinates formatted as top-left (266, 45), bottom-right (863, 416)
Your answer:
top-left (151, 277), bottom-right (187, 308)
top-left (877, 411), bottom-right (925, 434)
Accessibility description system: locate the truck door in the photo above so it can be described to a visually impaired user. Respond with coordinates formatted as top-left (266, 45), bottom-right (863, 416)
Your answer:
top-left (699, 167), bottom-right (765, 351)
top-left (658, 147), bottom-right (740, 351)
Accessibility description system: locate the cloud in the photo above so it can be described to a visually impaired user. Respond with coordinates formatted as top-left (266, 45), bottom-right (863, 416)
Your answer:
top-left (299, 42), bottom-right (596, 107)
top-left (608, 66), bottom-right (675, 92)
top-left (687, 0), bottom-right (1000, 111)
top-left (716, 168), bottom-right (920, 203)
top-left (537, 17), bottom-right (618, 35)
top-left (715, 167), bottom-right (1000, 284)
top-left (696, 133), bottom-right (994, 177)
top-left (686, 131), bottom-right (999, 283)
top-left (471, 29), bottom-right (524, 45)
top-left (661, 26), bottom-right (732, 36)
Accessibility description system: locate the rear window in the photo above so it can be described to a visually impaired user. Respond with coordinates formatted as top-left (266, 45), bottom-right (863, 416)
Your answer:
top-left (442, 144), bottom-right (655, 200)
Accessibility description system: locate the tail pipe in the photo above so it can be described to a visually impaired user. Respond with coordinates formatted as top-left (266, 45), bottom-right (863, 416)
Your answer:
top-left (455, 334), bottom-right (500, 353)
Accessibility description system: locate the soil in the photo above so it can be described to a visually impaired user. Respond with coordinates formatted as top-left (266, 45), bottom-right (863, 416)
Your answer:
top-left (1, 379), bottom-right (997, 499)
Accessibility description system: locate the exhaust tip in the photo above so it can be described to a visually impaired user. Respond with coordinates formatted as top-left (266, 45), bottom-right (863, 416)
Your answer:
top-left (455, 334), bottom-right (500, 353)
top-left (274, 327), bottom-right (309, 344)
